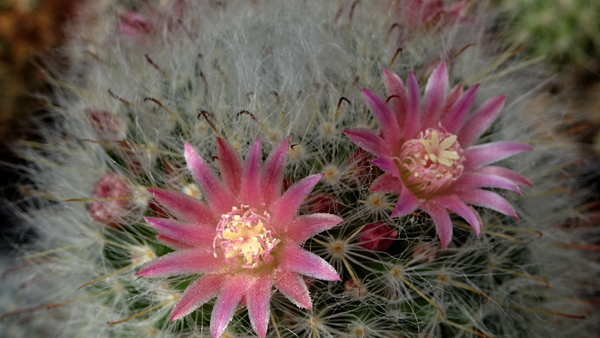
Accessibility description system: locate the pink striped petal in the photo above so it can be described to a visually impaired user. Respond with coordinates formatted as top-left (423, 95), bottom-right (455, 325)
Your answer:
top-left (170, 274), bottom-right (224, 320)
top-left (136, 249), bottom-right (223, 277)
top-left (452, 173), bottom-right (522, 195)
top-left (156, 235), bottom-right (193, 250)
top-left (383, 69), bottom-right (409, 130)
top-left (240, 138), bottom-right (264, 207)
top-left (270, 174), bottom-right (323, 231)
top-left (405, 71), bottom-right (421, 139)
top-left (216, 137), bottom-right (243, 194)
top-left (442, 84), bottom-right (479, 133)
top-left (343, 128), bottom-right (389, 156)
top-left (465, 142), bottom-right (533, 169)
top-left (421, 201), bottom-right (453, 250)
top-left (476, 166), bottom-right (533, 187)
top-left (442, 84), bottom-right (464, 115)
top-left (184, 143), bottom-right (237, 215)
top-left (144, 217), bottom-right (214, 247)
top-left (391, 185), bottom-right (420, 218)
top-left (434, 196), bottom-right (482, 237)
top-left (370, 173), bottom-right (402, 193)
top-left (455, 189), bottom-right (518, 219)
top-left (211, 276), bottom-right (249, 338)
top-left (277, 244), bottom-right (340, 281)
top-left (458, 95), bottom-right (506, 146)
top-left (274, 270), bottom-right (312, 309)
top-left (262, 137), bottom-right (290, 206)
top-left (362, 88), bottom-right (401, 147)
top-left (371, 156), bottom-right (401, 178)
top-left (422, 62), bottom-right (448, 124)
top-left (247, 275), bottom-right (273, 338)
top-left (286, 213), bottom-right (343, 243)
top-left (150, 189), bottom-right (215, 224)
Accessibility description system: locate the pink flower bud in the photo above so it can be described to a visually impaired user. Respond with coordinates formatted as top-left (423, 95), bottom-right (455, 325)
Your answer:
top-left (344, 279), bottom-right (367, 299)
top-left (412, 242), bottom-right (437, 263)
top-left (116, 141), bottom-right (145, 174)
top-left (306, 193), bottom-right (344, 215)
top-left (89, 173), bottom-right (133, 227)
top-left (85, 109), bottom-right (124, 142)
top-left (117, 10), bottom-right (153, 41)
top-left (345, 149), bottom-right (379, 186)
top-left (358, 222), bottom-right (398, 251)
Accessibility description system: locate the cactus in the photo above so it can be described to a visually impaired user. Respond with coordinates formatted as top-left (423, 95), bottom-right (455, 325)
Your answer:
top-left (1, 1), bottom-right (599, 337)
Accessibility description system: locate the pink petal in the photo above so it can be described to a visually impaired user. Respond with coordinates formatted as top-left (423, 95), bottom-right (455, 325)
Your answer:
top-left (270, 174), bottom-right (323, 231)
top-left (434, 196), bottom-right (482, 237)
top-left (136, 249), bottom-right (223, 277)
top-left (274, 270), bottom-right (312, 309)
top-left (452, 173), bottom-right (522, 195)
top-left (465, 142), bottom-right (533, 169)
top-left (476, 166), bottom-right (533, 187)
top-left (383, 69), bottom-right (409, 133)
top-left (458, 95), bottom-right (506, 146)
top-left (240, 138), bottom-right (264, 207)
top-left (156, 235), bottom-right (193, 250)
top-left (370, 173), bottom-right (402, 193)
top-left (371, 156), bottom-right (402, 178)
top-left (144, 217), bottom-right (214, 247)
top-left (247, 275), bottom-right (273, 338)
top-left (211, 276), bottom-right (249, 338)
top-left (442, 84), bottom-right (464, 114)
top-left (383, 69), bottom-right (408, 107)
top-left (405, 71), bottom-right (421, 139)
top-left (422, 62), bottom-right (448, 125)
top-left (390, 185), bottom-right (420, 218)
top-left (286, 213), bottom-right (343, 243)
top-left (216, 137), bottom-right (243, 194)
top-left (362, 88), bottom-right (401, 147)
top-left (343, 128), bottom-right (390, 156)
top-left (262, 137), bottom-right (290, 206)
top-left (170, 274), bottom-right (224, 320)
top-left (184, 143), bottom-right (237, 215)
top-left (277, 244), bottom-right (340, 281)
top-left (421, 201), bottom-right (453, 250)
top-left (442, 84), bottom-right (479, 133)
top-left (455, 189), bottom-right (518, 219)
top-left (150, 189), bottom-right (215, 224)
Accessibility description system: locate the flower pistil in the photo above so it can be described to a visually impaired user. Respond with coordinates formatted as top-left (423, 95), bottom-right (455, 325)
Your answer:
top-left (214, 205), bottom-right (280, 269)
top-left (400, 128), bottom-right (465, 196)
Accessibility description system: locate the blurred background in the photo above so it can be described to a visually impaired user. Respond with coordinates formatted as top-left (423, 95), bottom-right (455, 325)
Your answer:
top-left (0, 0), bottom-right (82, 254)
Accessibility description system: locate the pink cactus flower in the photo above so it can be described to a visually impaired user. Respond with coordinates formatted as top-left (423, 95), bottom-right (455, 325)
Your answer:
top-left (343, 63), bottom-right (533, 249)
top-left (117, 10), bottom-right (153, 41)
top-left (357, 222), bottom-right (398, 251)
top-left (386, 0), bottom-right (473, 33)
top-left (89, 173), bottom-right (133, 227)
top-left (136, 137), bottom-right (343, 338)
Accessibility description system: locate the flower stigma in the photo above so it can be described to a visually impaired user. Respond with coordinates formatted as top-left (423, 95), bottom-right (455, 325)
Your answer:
top-left (214, 205), bottom-right (280, 269)
top-left (399, 128), bottom-right (465, 196)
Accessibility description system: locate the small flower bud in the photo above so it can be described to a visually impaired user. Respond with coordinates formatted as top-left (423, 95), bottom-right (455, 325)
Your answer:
top-left (307, 193), bottom-right (344, 215)
top-left (412, 242), bottom-right (437, 263)
top-left (89, 173), bottom-right (133, 227)
top-left (85, 109), bottom-right (125, 142)
top-left (357, 222), bottom-right (398, 251)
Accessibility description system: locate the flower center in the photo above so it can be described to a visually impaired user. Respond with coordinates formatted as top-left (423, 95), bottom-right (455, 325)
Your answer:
top-left (213, 205), bottom-right (280, 269)
top-left (399, 128), bottom-right (464, 196)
